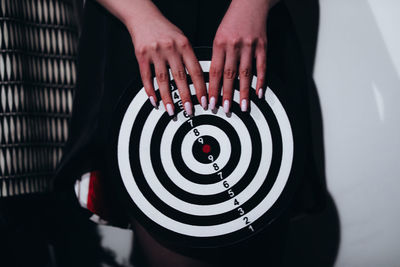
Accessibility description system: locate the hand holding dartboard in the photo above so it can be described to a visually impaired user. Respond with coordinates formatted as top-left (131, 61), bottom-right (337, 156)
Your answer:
top-left (108, 47), bottom-right (299, 249)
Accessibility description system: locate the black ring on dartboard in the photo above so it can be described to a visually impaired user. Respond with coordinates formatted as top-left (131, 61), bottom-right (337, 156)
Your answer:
top-left (146, 78), bottom-right (279, 206)
top-left (170, 114), bottom-right (241, 185)
top-left (191, 135), bottom-right (221, 164)
top-left (127, 90), bottom-right (282, 228)
top-left (108, 47), bottom-right (298, 249)
top-left (149, 105), bottom-right (257, 205)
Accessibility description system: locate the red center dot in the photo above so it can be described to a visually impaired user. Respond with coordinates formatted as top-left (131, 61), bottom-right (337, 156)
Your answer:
top-left (202, 144), bottom-right (211, 154)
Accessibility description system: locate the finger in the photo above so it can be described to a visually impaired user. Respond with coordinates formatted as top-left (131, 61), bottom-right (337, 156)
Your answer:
top-left (168, 55), bottom-right (193, 116)
top-left (255, 42), bottom-right (267, 99)
top-left (153, 59), bottom-right (174, 116)
top-left (222, 47), bottom-right (239, 113)
top-left (209, 45), bottom-right (225, 110)
top-left (181, 47), bottom-right (207, 110)
top-left (138, 58), bottom-right (158, 108)
top-left (238, 45), bottom-right (253, 112)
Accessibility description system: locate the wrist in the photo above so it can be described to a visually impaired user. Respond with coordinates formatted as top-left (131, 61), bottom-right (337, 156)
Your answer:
top-left (97, 0), bottom-right (165, 36)
top-left (120, 2), bottom-right (163, 33)
top-left (230, 0), bottom-right (278, 14)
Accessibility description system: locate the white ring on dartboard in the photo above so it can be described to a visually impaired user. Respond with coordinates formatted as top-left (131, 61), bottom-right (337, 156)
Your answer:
top-left (142, 93), bottom-right (270, 215)
top-left (159, 101), bottom-right (257, 195)
top-left (117, 61), bottom-right (293, 237)
top-left (147, 100), bottom-right (267, 198)
top-left (180, 124), bottom-right (230, 175)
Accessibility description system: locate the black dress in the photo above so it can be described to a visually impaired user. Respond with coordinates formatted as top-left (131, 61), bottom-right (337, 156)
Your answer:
top-left (54, 0), bottom-right (326, 265)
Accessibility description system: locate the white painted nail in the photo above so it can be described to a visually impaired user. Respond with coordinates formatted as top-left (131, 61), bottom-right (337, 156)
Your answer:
top-left (209, 96), bottom-right (216, 110)
top-left (166, 103), bottom-right (174, 116)
top-left (258, 88), bottom-right (264, 99)
top-left (223, 100), bottom-right (230, 113)
top-left (241, 99), bottom-right (247, 112)
top-left (184, 102), bottom-right (193, 116)
top-left (201, 96), bottom-right (207, 110)
top-left (149, 96), bottom-right (157, 107)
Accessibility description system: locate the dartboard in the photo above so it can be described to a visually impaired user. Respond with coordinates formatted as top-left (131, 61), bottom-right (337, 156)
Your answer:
top-left (109, 48), bottom-right (297, 248)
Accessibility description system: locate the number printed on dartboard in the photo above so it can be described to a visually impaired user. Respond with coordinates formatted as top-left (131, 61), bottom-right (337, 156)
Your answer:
top-left (219, 170), bottom-right (255, 233)
top-left (172, 83), bottom-right (255, 233)
top-left (114, 48), bottom-right (295, 248)
top-left (172, 85), bottom-right (191, 118)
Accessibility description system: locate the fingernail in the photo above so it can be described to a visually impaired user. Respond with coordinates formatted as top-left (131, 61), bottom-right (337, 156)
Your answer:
top-left (201, 96), bottom-right (207, 110)
top-left (209, 96), bottom-right (216, 110)
top-left (166, 103), bottom-right (174, 116)
top-left (223, 100), bottom-right (230, 113)
top-left (149, 96), bottom-right (157, 107)
top-left (241, 99), bottom-right (247, 112)
top-left (184, 102), bottom-right (193, 116)
top-left (258, 88), bottom-right (264, 99)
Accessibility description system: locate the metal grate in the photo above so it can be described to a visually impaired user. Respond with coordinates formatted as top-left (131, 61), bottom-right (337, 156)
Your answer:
top-left (0, 0), bottom-right (78, 197)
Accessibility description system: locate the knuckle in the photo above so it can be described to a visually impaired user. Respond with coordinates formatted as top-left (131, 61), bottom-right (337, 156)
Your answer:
top-left (157, 72), bottom-right (169, 83)
top-left (173, 70), bottom-right (187, 81)
top-left (258, 38), bottom-right (268, 49)
top-left (135, 46), bottom-right (147, 57)
top-left (176, 36), bottom-right (189, 49)
top-left (229, 38), bottom-right (241, 49)
top-left (214, 38), bottom-right (226, 49)
top-left (150, 41), bottom-right (160, 51)
top-left (243, 37), bottom-right (255, 48)
top-left (161, 39), bottom-right (174, 50)
top-left (210, 67), bottom-right (222, 78)
top-left (239, 68), bottom-right (251, 78)
top-left (224, 68), bottom-right (237, 80)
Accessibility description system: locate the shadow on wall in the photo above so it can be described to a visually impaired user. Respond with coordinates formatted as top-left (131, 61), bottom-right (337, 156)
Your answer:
top-left (283, 1), bottom-right (400, 267)
top-left (313, 1), bottom-right (400, 266)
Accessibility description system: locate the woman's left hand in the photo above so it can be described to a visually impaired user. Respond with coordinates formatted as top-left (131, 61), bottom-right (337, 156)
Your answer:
top-left (209, 0), bottom-right (278, 113)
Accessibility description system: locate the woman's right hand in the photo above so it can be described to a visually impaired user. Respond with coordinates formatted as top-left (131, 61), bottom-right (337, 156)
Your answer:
top-left (97, 0), bottom-right (207, 116)
top-left (129, 18), bottom-right (207, 116)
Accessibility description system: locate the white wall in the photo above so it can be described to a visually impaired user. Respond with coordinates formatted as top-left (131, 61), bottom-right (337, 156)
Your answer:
top-left (314, 1), bottom-right (400, 266)
top-left (98, 2), bottom-right (400, 266)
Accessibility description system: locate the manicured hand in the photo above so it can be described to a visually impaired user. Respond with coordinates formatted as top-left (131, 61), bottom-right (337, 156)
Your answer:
top-left (97, 0), bottom-right (207, 116)
top-left (209, 0), bottom-right (276, 113)
top-left (130, 18), bottom-right (207, 116)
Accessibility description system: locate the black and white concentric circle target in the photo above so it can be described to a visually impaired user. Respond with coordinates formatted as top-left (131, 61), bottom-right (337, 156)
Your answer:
top-left (112, 48), bottom-right (295, 248)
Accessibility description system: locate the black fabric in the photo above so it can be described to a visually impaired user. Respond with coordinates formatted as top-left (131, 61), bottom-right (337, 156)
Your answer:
top-left (0, 195), bottom-right (56, 267)
top-left (284, 0), bottom-right (327, 215)
top-left (55, 0), bottom-right (325, 214)
top-left (54, 0), bottom-right (326, 263)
